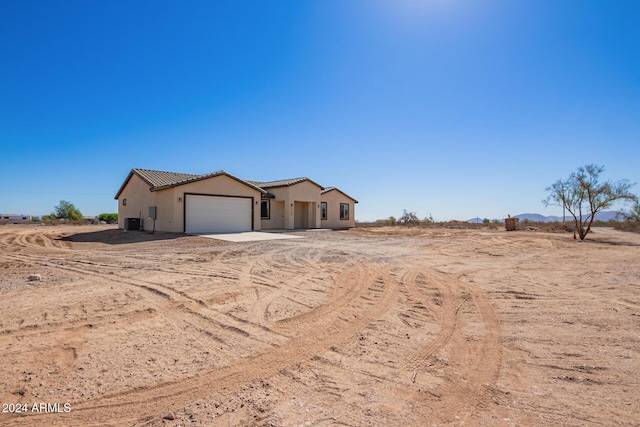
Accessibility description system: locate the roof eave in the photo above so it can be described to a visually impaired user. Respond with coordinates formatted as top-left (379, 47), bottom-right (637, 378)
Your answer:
top-left (114, 169), bottom-right (144, 199)
top-left (321, 187), bottom-right (358, 203)
top-left (149, 171), bottom-right (267, 194)
top-left (259, 177), bottom-right (324, 190)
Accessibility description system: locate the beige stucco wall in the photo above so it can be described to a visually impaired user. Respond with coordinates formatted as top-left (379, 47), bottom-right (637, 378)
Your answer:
top-left (294, 201), bottom-right (314, 229)
top-left (117, 173), bottom-right (355, 232)
top-left (153, 188), bottom-right (176, 232)
top-left (117, 173), bottom-right (262, 232)
top-left (117, 174), bottom-right (158, 231)
top-left (321, 190), bottom-right (356, 229)
top-left (172, 175), bottom-right (261, 232)
top-left (265, 181), bottom-right (321, 229)
top-left (260, 200), bottom-right (285, 229)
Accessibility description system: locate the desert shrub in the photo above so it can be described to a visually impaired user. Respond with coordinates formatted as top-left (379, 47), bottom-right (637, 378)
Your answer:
top-left (98, 213), bottom-right (118, 223)
top-left (399, 210), bottom-right (420, 225)
top-left (613, 221), bottom-right (640, 233)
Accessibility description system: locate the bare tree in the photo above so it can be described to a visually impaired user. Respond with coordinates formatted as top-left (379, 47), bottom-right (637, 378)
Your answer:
top-left (626, 201), bottom-right (640, 222)
top-left (544, 164), bottom-right (636, 240)
top-left (399, 210), bottom-right (420, 225)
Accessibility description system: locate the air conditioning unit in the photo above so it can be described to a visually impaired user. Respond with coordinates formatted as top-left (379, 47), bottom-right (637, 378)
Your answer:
top-left (124, 217), bottom-right (141, 231)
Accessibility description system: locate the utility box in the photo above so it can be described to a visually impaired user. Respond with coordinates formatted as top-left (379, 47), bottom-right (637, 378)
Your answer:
top-left (124, 217), bottom-right (141, 231)
top-left (149, 206), bottom-right (157, 220)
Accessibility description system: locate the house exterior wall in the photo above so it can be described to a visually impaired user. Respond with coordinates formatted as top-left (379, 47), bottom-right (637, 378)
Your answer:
top-left (153, 188), bottom-right (176, 232)
top-left (117, 174), bottom-right (158, 230)
top-left (170, 175), bottom-right (261, 232)
top-left (266, 181), bottom-right (321, 229)
top-left (321, 190), bottom-right (356, 229)
top-left (117, 171), bottom-right (356, 233)
top-left (293, 201), bottom-right (317, 228)
top-left (117, 174), bottom-right (261, 232)
top-left (260, 200), bottom-right (285, 229)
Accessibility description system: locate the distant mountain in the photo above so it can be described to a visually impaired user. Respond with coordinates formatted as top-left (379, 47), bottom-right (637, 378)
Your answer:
top-left (513, 213), bottom-right (552, 222)
top-left (593, 210), bottom-right (626, 221)
top-left (466, 211), bottom-right (625, 223)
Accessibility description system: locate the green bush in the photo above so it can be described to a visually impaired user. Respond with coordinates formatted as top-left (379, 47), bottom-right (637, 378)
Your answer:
top-left (98, 213), bottom-right (118, 223)
top-left (54, 200), bottom-right (83, 221)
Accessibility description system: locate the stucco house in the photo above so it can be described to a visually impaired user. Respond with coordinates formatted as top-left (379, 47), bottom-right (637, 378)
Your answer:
top-left (114, 168), bottom-right (357, 233)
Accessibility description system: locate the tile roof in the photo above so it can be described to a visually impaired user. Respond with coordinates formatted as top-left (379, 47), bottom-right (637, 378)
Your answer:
top-left (247, 177), bottom-right (309, 188)
top-left (321, 186), bottom-right (359, 203)
top-left (133, 168), bottom-right (201, 188)
top-left (248, 177), bottom-right (324, 189)
top-left (115, 168), bottom-right (355, 202)
top-left (114, 168), bottom-right (266, 199)
top-left (320, 186), bottom-right (336, 194)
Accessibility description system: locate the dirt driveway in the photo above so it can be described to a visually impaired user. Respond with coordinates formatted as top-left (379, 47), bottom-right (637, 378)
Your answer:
top-left (0, 224), bottom-right (638, 426)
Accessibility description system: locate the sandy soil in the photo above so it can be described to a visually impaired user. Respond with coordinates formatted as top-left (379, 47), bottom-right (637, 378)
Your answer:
top-left (0, 224), bottom-right (638, 426)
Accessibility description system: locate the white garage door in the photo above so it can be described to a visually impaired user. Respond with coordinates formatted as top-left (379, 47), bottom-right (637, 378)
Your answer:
top-left (185, 195), bottom-right (252, 233)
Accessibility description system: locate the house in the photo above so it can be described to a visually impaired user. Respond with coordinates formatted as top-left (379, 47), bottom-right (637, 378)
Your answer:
top-left (114, 168), bottom-right (357, 233)
top-left (1, 214), bottom-right (32, 224)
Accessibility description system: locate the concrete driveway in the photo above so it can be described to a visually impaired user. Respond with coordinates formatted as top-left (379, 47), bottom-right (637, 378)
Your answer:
top-left (191, 231), bottom-right (305, 242)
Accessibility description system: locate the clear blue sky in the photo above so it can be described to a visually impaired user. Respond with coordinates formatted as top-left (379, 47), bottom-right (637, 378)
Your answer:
top-left (2, 1), bottom-right (639, 221)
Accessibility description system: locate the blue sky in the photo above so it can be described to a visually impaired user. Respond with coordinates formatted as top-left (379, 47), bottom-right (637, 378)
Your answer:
top-left (1, 1), bottom-right (639, 221)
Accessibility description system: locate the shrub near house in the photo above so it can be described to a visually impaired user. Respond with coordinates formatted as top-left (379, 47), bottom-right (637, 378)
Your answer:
top-left (98, 213), bottom-right (118, 224)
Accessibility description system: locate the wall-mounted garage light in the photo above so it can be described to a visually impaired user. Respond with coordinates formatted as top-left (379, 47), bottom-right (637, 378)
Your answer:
top-left (178, 197), bottom-right (182, 202)
top-left (123, 199), bottom-right (127, 206)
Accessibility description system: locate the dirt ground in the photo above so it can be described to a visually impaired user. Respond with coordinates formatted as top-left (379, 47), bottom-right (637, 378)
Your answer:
top-left (0, 224), bottom-right (638, 426)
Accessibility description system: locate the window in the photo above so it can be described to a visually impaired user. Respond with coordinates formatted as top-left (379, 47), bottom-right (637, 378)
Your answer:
top-left (340, 203), bottom-right (349, 220)
top-left (321, 202), bottom-right (327, 220)
top-left (261, 200), bottom-right (270, 219)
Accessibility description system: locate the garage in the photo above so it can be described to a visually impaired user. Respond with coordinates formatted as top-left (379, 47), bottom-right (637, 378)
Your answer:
top-left (185, 194), bottom-right (253, 234)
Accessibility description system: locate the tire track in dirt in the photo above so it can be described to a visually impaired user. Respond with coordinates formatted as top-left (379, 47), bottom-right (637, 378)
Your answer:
top-left (3, 265), bottom-right (399, 426)
top-left (0, 307), bottom-right (156, 340)
top-left (440, 271), bottom-right (503, 425)
top-left (0, 228), bottom-right (69, 252)
top-left (269, 264), bottom-right (365, 331)
top-left (2, 252), bottom-right (279, 349)
top-left (401, 269), bottom-right (461, 371)
top-left (2, 235), bottom-right (392, 396)
top-left (245, 253), bottom-right (333, 325)
top-left (3, 238), bottom-right (316, 348)
top-left (400, 265), bottom-right (502, 424)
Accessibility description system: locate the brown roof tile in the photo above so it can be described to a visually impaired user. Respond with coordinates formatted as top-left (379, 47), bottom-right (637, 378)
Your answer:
top-left (248, 177), bottom-right (323, 189)
top-left (321, 187), bottom-right (359, 203)
top-left (114, 169), bottom-right (266, 199)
